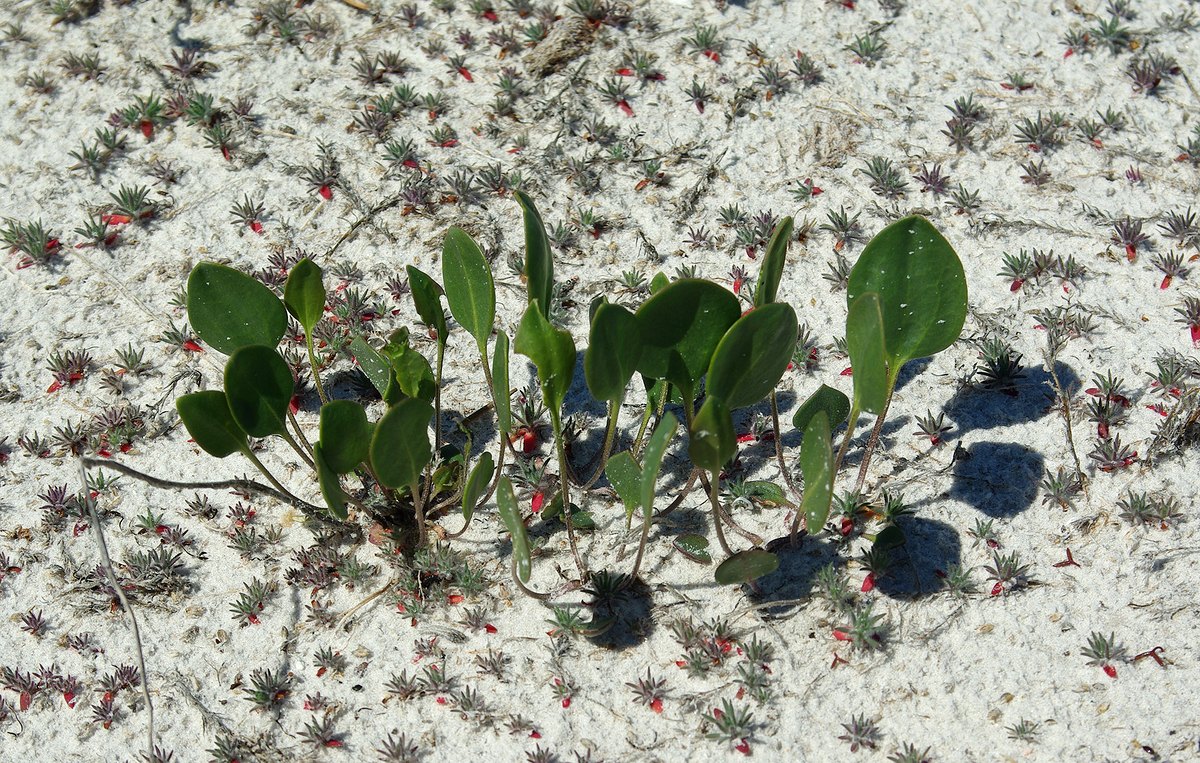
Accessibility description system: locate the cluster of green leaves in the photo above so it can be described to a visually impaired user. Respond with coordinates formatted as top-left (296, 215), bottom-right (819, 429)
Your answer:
top-left (179, 192), bottom-right (966, 592)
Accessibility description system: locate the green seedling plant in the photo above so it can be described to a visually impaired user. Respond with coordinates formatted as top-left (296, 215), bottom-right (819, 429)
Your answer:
top-left (102, 194), bottom-right (966, 597)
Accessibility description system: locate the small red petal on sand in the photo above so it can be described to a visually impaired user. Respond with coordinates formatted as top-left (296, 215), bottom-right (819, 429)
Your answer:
top-left (616, 67), bottom-right (634, 76)
top-left (482, 9), bottom-right (498, 21)
top-left (839, 518), bottom-right (854, 536)
top-left (990, 581), bottom-right (1004, 596)
top-left (840, 367), bottom-right (853, 376)
top-left (120, 442), bottom-right (132, 453)
top-left (1191, 325), bottom-right (1200, 345)
top-left (617, 100), bottom-right (634, 117)
top-left (861, 572), bottom-right (876, 593)
top-left (103, 213), bottom-right (132, 226)
top-left (1064, 48), bottom-right (1074, 58)
top-left (735, 739), bottom-right (751, 755)
top-left (318, 185), bottom-right (333, 200)
top-left (440, 139), bottom-right (459, 148)
top-left (447, 594), bottom-right (464, 605)
top-left (436, 696), bottom-right (447, 705)
top-left (1126, 244), bottom-right (1137, 262)
top-left (1010, 278), bottom-right (1024, 292)
top-left (561, 697), bottom-right (571, 708)
top-left (529, 731), bottom-right (541, 739)
top-left (289, 396), bottom-right (300, 415)
top-left (324, 740), bottom-right (343, 748)
top-left (183, 339), bottom-right (203, 353)
top-left (736, 433), bottom-right (756, 444)
top-left (249, 220), bottom-right (264, 235)
top-left (531, 492), bottom-right (545, 513)
top-left (47, 380), bottom-right (62, 393)
top-left (1097, 421), bottom-right (1109, 439)
top-left (1160, 274), bottom-right (1172, 290)
top-left (713, 707), bottom-right (724, 720)
top-left (20, 692), bottom-right (32, 712)
top-left (97, 448), bottom-right (112, 458)
top-left (832, 629), bottom-right (850, 641)
top-left (458, 68), bottom-right (473, 82)
top-left (650, 698), bottom-right (663, 714)
top-left (316, 667), bottom-right (326, 679)
top-left (485, 624), bottom-right (497, 634)
top-left (140, 121), bottom-right (154, 139)
top-left (63, 691), bottom-right (77, 708)
top-left (222, 146), bottom-right (232, 161)
top-left (1103, 664), bottom-right (1117, 679)
top-left (704, 50), bottom-right (720, 63)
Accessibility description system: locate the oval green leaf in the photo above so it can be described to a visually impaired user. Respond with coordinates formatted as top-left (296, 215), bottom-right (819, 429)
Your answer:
top-left (406, 265), bottom-right (447, 342)
top-left (846, 292), bottom-right (888, 414)
top-left (496, 476), bottom-right (532, 583)
top-left (349, 335), bottom-right (392, 400)
top-left (313, 442), bottom-right (349, 521)
top-left (461, 451), bottom-right (494, 526)
top-left (176, 390), bottom-right (247, 458)
top-left (847, 215), bottom-right (968, 368)
top-left (515, 191), bottom-right (554, 320)
top-left (514, 301), bottom-right (575, 414)
top-left (605, 450), bottom-right (642, 523)
top-left (792, 383), bottom-right (851, 433)
top-left (224, 345), bottom-right (294, 438)
top-left (744, 481), bottom-right (786, 507)
top-left (801, 411), bottom-right (835, 534)
top-left (370, 397), bottom-right (433, 489)
top-left (673, 534), bottom-right (712, 564)
top-left (441, 227), bottom-right (495, 357)
top-left (283, 258), bottom-right (326, 334)
top-left (688, 396), bottom-right (735, 473)
top-left (649, 271), bottom-right (670, 294)
top-left (634, 279), bottom-right (740, 401)
top-left (188, 262), bottom-right (288, 355)
top-left (492, 331), bottom-right (511, 436)
top-left (318, 400), bottom-right (370, 474)
top-left (585, 301), bottom-right (643, 404)
top-left (714, 548), bottom-right (780, 585)
top-left (754, 216), bottom-right (793, 307)
top-left (706, 302), bottom-right (798, 410)
top-left (382, 328), bottom-right (436, 404)
top-left (640, 412), bottom-right (678, 520)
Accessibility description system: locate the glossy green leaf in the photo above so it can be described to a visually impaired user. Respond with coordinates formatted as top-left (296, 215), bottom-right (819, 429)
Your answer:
top-left (847, 215), bottom-right (968, 368)
top-left (318, 400), bottom-right (370, 474)
top-left (744, 481), bottom-right (786, 507)
top-left (492, 331), bottom-right (511, 436)
top-left (283, 258), bottom-right (325, 334)
top-left (640, 412), bottom-right (678, 520)
top-left (515, 191), bottom-right (554, 320)
top-left (461, 451), bottom-right (494, 526)
top-left (846, 292), bottom-right (888, 414)
top-left (350, 335), bottom-right (393, 400)
top-left (571, 510), bottom-right (595, 531)
top-left (754, 216), bottom-right (793, 307)
top-left (585, 301), bottom-right (643, 403)
top-left (370, 398), bottom-right (433, 489)
top-left (688, 396), bottom-right (735, 473)
top-left (441, 227), bottom-right (495, 356)
top-left (187, 262), bottom-right (288, 355)
top-left (634, 279), bottom-right (740, 402)
top-left (873, 524), bottom-right (906, 553)
top-left (714, 549), bottom-right (779, 585)
top-left (176, 390), bottom-right (247, 458)
top-left (649, 271), bottom-right (670, 294)
top-left (382, 328), bottom-right (436, 404)
top-left (673, 534), bottom-right (711, 564)
top-left (430, 444), bottom-right (464, 498)
top-left (514, 301), bottom-right (575, 414)
top-left (792, 384), bottom-right (851, 433)
top-left (800, 411), bottom-right (835, 534)
top-left (224, 346), bottom-right (293, 438)
top-left (313, 442), bottom-right (349, 521)
top-left (406, 265), bottom-right (447, 342)
top-left (605, 451), bottom-right (642, 522)
top-left (496, 476), bottom-right (532, 583)
top-left (706, 302), bottom-right (798, 410)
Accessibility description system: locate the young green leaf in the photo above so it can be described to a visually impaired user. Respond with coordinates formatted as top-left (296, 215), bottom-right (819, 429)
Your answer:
top-left (673, 534), bottom-right (712, 564)
top-left (846, 291), bottom-right (888, 414)
top-left (283, 258), bottom-right (326, 334)
top-left (714, 548), bottom-right (779, 585)
top-left (406, 265), bottom-right (447, 342)
top-left (492, 331), bottom-right (511, 436)
top-left (639, 412), bottom-right (678, 519)
top-left (792, 384), bottom-right (851, 434)
top-left (350, 335), bottom-right (394, 400)
top-left (605, 451), bottom-right (643, 522)
top-left (800, 411), bottom-right (834, 534)
top-left (460, 452), bottom-right (494, 526)
top-left (514, 301), bottom-right (575, 414)
top-left (370, 397), bottom-right (433, 489)
top-left (688, 396), bottom-right (735, 473)
top-left (515, 191), bottom-right (553, 319)
top-left (496, 476), bottom-right (532, 583)
top-left (847, 215), bottom-right (968, 372)
top-left (706, 302), bottom-right (798, 410)
top-left (223, 346), bottom-right (294, 438)
top-left (742, 481), bottom-right (786, 506)
top-left (649, 271), bottom-right (670, 294)
top-left (585, 301), bottom-right (643, 404)
top-left (754, 216), bottom-right (793, 306)
top-left (441, 227), bottom-right (495, 357)
top-left (318, 400), bottom-right (370, 474)
top-left (188, 262), bottom-right (288, 354)
top-left (313, 442), bottom-right (349, 521)
top-left (634, 279), bottom-right (740, 403)
top-left (382, 328), bottom-right (436, 404)
top-left (176, 390), bottom-right (247, 458)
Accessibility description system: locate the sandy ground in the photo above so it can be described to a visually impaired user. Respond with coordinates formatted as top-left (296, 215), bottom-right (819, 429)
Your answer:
top-left (1, 0), bottom-right (1199, 760)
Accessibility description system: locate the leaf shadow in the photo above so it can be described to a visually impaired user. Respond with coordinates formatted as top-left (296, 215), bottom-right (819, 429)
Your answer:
top-left (943, 361), bottom-right (1080, 436)
top-left (874, 516), bottom-right (961, 600)
top-left (948, 441), bottom-right (1045, 518)
top-left (744, 535), bottom-right (841, 619)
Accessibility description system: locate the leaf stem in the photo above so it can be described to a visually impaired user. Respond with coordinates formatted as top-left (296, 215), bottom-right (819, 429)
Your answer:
top-left (242, 447), bottom-right (306, 505)
top-left (832, 402), bottom-right (861, 478)
top-left (706, 468), bottom-right (734, 557)
top-left (580, 400), bottom-right (620, 489)
top-left (306, 337), bottom-right (328, 405)
top-left (769, 391), bottom-right (803, 500)
top-left (411, 480), bottom-right (427, 549)
top-left (286, 410), bottom-right (315, 460)
top-left (433, 339), bottom-right (446, 451)
top-left (552, 410), bottom-right (588, 578)
top-left (853, 381), bottom-right (896, 495)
